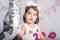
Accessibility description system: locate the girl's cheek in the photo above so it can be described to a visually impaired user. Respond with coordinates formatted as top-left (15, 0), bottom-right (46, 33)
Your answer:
top-left (34, 16), bottom-right (37, 19)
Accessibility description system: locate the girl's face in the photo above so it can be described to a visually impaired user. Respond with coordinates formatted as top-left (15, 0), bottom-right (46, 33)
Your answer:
top-left (25, 8), bottom-right (37, 24)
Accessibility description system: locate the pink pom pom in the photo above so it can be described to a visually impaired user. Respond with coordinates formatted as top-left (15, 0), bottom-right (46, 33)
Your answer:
top-left (48, 32), bottom-right (56, 39)
top-left (42, 32), bottom-right (46, 37)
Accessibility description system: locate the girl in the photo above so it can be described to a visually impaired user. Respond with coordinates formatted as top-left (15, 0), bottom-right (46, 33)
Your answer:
top-left (18, 6), bottom-right (46, 40)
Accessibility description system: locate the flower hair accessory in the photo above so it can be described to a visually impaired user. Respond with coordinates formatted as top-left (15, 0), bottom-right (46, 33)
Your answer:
top-left (26, 0), bottom-right (43, 10)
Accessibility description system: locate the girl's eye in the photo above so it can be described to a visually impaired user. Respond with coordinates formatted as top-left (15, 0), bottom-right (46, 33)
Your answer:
top-left (34, 14), bottom-right (37, 16)
top-left (28, 12), bottom-right (31, 14)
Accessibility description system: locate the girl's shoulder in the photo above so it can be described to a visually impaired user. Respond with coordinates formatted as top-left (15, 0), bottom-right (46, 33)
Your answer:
top-left (21, 24), bottom-right (26, 29)
top-left (19, 24), bottom-right (26, 32)
top-left (35, 24), bottom-right (39, 28)
top-left (21, 23), bottom-right (27, 28)
top-left (19, 24), bottom-right (26, 34)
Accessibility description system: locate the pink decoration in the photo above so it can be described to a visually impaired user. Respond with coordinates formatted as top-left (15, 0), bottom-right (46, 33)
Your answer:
top-left (44, 9), bottom-right (50, 17)
top-left (0, 5), bottom-right (1, 11)
top-left (42, 32), bottom-right (46, 37)
top-left (56, 0), bottom-right (60, 6)
top-left (34, 0), bottom-right (38, 3)
top-left (0, 5), bottom-right (7, 11)
top-left (49, 5), bottom-right (56, 12)
top-left (33, 33), bottom-right (39, 40)
top-left (48, 32), bottom-right (56, 39)
top-left (29, 30), bottom-right (33, 34)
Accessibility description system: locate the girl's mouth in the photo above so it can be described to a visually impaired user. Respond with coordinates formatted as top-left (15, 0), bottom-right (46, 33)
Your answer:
top-left (30, 19), bottom-right (33, 21)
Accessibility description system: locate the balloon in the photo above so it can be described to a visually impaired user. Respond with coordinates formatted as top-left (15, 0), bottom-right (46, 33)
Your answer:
top-left (42, 32), bottom-right (46, 37)
top-left (48, 32), bottom-right (56, 39)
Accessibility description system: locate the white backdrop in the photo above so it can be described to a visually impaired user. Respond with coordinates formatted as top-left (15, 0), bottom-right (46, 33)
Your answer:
top-left (0, 0), bottom-right (60, 40)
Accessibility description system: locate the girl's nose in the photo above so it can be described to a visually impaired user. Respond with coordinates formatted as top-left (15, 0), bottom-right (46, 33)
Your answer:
top-left (31, 14), bottom-right (33, 18)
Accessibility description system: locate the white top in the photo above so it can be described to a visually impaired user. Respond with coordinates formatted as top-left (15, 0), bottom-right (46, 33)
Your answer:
top-left (22, 23), bottom-right (40, 40)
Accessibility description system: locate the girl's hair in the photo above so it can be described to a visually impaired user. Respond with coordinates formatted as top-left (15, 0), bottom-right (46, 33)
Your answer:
top-left (23, 6), bottom-right (39, 24)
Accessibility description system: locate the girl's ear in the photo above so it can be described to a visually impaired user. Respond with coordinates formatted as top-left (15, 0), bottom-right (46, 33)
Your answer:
top-left (23, 13), bottom-right (26, 18)
top-left (24, 13), bottom-right (26, 17)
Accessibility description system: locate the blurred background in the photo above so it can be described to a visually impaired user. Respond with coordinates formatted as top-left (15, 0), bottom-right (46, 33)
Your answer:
top-left (0, 0), bottom-right (60, 40)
